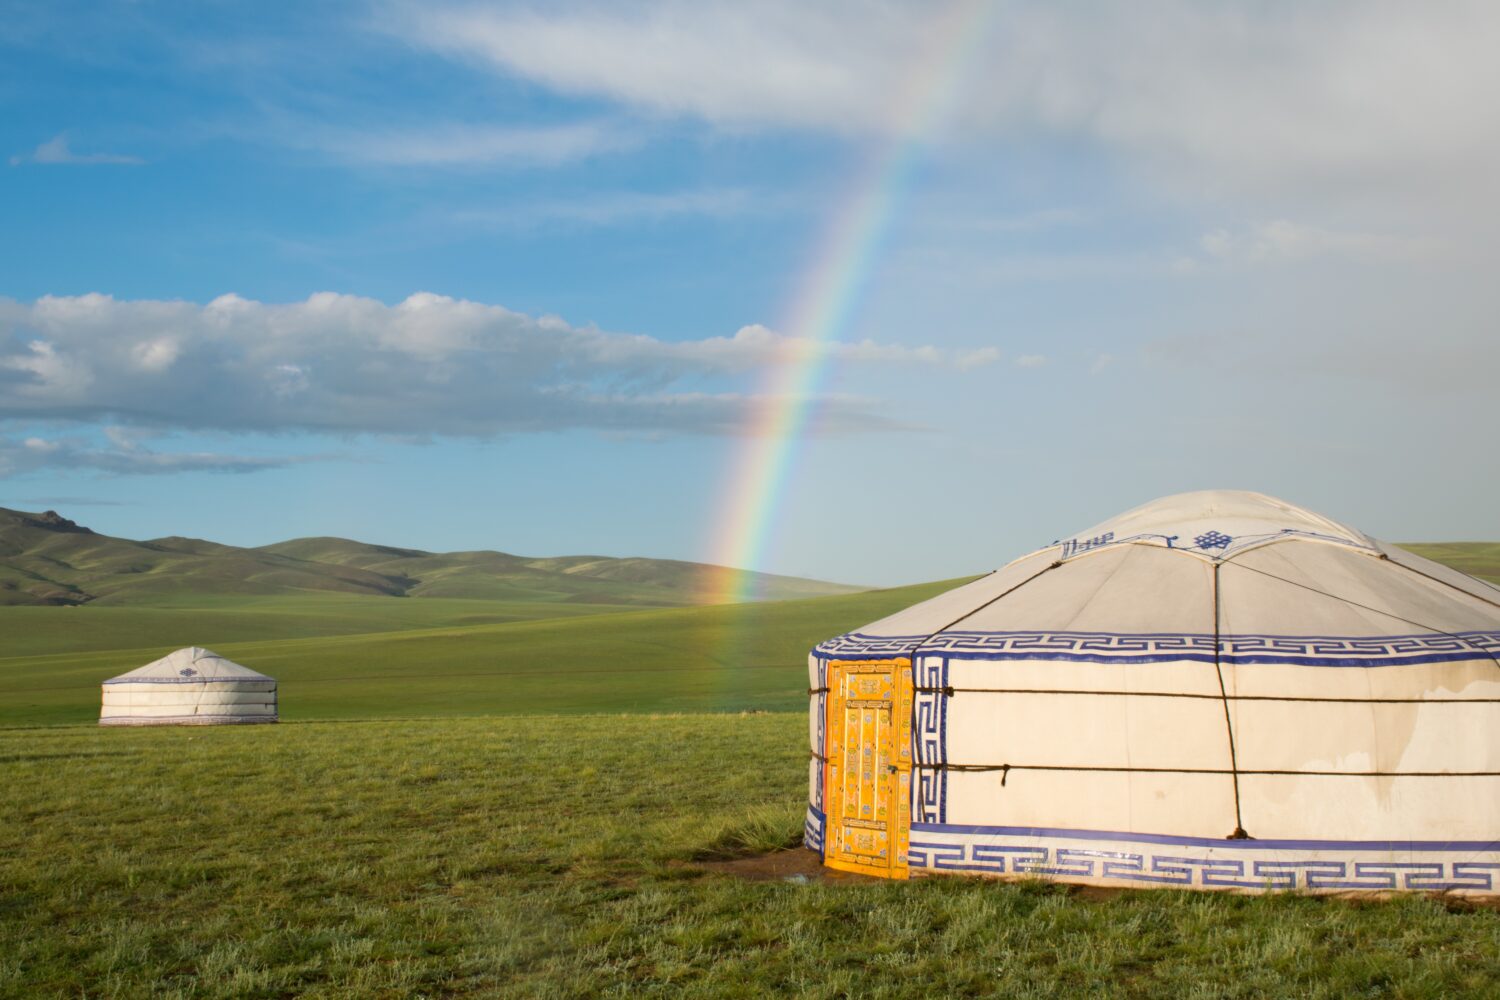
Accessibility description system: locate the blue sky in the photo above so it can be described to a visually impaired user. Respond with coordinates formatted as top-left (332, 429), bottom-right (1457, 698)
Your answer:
top-left (2, 1), bottom-right (1497, 586)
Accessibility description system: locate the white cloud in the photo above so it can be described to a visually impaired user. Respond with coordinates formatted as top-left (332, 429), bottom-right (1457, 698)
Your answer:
top-left (955, 346), bottom-right (1002, 371)
top-left (395, 1), bottom-right (908, 134)
top-left (0, 292), bottom-right (1000, 443)
top-left (131, 338), bottom-right (182, 372)
top-left (304, 120), bottom-right (635, 167)
top-left (394, 1), bottom-right (1500, 197)
top-left (1013, 354), bottom-right (1046, 368)
top-left (4, 339), bottom-right (93, 395)
top-left (9, 133), bottom-right (143, 167)
top-left (642, 324), bottom-right (1000, 372)
top-left (1196, 220), bottom-right (1435, 265)
top-left (450, 188), bottom-right (754, 228)
top-left (0, 432), bottom-right (302, 477)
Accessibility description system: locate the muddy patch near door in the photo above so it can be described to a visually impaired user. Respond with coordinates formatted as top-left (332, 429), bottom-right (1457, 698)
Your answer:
top-left (688, 849), bottom-right (884, 884)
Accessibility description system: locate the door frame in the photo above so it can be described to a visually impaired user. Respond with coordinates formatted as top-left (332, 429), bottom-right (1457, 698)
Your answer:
top-left (822, 657), bottom-right (914, 879)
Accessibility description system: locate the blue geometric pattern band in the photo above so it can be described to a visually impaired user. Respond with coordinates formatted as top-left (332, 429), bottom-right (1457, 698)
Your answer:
top-left (814, 629), bottom-right (1500, 667)
top-left (906, 823), bottom-right (1500, 891)
top-left (912, 655), bottom-right (948, 823)
top-left (803, 805), bottom-right (825, 856)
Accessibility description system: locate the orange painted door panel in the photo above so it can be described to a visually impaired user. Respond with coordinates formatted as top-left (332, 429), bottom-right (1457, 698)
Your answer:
top-left (823, 658), bottom-right (913, 879)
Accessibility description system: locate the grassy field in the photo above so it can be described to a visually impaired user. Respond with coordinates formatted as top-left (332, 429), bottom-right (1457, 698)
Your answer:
top-left (1401, 542), bottom-right (1500, 585)
top-left (2, 537), bottom-right (1496, 728)
top-left (3, 714), bottom-right (1497, 999)
top-left (4, 549), bottom-right (1498, 996)
top-left (0, 581), bottom-right (963, 726)
top-left (0, 593), bottom-right (658, 658)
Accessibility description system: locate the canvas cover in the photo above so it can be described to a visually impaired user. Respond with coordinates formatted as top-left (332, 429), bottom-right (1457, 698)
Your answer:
top-left (806, 490), bottom-right (1500, 893)
top-left (100, 647), bottom-right (277, 725)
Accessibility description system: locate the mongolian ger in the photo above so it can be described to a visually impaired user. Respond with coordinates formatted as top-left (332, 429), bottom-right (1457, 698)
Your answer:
top-left (806, 491), bottom-right (1500, 894)
top-left (100, 647), bottom-right (278, 726)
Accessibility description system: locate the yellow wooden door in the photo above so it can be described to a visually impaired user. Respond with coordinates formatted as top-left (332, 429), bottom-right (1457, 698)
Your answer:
top-left (823, 658), bottom-right (913, 879)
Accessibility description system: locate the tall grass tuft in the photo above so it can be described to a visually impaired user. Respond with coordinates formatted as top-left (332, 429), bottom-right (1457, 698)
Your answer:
top-left (691, 802), bottom-right (806, 859)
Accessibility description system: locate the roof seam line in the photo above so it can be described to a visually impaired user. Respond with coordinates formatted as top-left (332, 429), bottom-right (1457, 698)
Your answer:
top-left (1213, 562), bottom-right (1249, 840)
top-left (911, 560), bottom-right (1063, 655)
top-left (1225, 559), bottom-right (1500, 673)
top-left (1379, 552), bottom-right (1500, 613)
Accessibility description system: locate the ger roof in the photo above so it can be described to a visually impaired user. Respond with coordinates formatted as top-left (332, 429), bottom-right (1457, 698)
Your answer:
top-left (817, 489), bottom-right (1500, 657)
top-left (104, 646), bottom-right (274, 685)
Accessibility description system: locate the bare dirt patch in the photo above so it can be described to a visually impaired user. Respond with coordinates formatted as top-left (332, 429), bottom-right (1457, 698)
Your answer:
top-left (688, 849), bottom-right (884, 884)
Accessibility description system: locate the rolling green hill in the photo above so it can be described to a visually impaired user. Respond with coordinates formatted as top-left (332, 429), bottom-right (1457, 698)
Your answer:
top-left (0, 509), bottom-right (404, 605)
top-left (256, 535), bottom-right (856, 603)
top-left (0, 506), bottom-right (863, 607)
top-left (0, 578), bottom-right (965, 726)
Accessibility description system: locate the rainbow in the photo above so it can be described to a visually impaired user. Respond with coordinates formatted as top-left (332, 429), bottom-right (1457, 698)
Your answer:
top-left (704, 0), bottom-right (998, 604)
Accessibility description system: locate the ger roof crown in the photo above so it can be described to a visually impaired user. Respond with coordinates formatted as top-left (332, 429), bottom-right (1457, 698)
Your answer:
top-left (104, 647), bottom-right (273, 684)
top-left (1050, 489), bottom-right (1374, 563)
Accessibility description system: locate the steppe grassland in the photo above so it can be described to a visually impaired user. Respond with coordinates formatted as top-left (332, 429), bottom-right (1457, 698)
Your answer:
top-left (0, 581), bottom-right (963, 725)
top-left (3, 552), bottom-right (1499, 997)
top-left (3, 715), bottom-right (1497, 999)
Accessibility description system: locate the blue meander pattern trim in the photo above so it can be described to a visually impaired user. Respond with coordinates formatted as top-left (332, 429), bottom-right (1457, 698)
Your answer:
top-left (813, 630), bottom-right (1500, 667)
top-left (102, 677), bottom-right (275, 685)
top-left (99, 714), bottom-right (277, 724)
top-left (804, 805), bottom-right (825, 856)
top-left (814, 634), bottom-right (924, 658)
top-left (912, 823), bottom-right (1500, 852)
top-left (905, 831), bottom-right (1500, 890)
top-left (913, 655), bottom-right (948, 824)
top-left (908, 844), bottom-right (1500, 890)
top-left (813, 658), bottom-right (826, 814)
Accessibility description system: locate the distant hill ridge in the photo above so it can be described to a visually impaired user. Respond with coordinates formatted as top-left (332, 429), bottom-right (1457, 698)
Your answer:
top-left (0, 506), bottom-right (865, 607)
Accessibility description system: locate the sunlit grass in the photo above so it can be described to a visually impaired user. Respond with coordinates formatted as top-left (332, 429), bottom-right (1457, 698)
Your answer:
top-left (0, 579), bottom-right (965, 726)
top-left (3, 714), bottom-right (1496, 998)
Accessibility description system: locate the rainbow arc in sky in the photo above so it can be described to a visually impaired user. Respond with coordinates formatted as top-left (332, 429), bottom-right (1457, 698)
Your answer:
top-left (703, 0), bottom-right (997, 604)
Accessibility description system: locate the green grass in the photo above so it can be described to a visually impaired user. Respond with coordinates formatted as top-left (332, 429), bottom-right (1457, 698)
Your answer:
top-left (4, 549), bottom-right (1499, 996)
top-left (2, 715), bottom-right (1495, 998)
top-left (0, 580), bottom-right (966, 726)
top-left (1401, 542), bottom-right (1500, 585)
top-left (0, 593), bottom-right (658, 658)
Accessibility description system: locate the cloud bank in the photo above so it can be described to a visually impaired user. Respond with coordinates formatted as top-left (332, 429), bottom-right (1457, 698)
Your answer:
top-left (0, 431), bottom-right (301, 477)
top-left (298, 120), bottom-right (635, 168)
top-left (1193, 221), bottom-right (1435, 267)
top-left (0, 293), bottom-right (1001, 453)
top-left (398, 1), bottom-right (1500, 198)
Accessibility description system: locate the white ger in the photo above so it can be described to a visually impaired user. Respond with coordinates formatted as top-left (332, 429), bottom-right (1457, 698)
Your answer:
top-left (807, 490), bottom-right (1500, 894)
top-left (100, 647), bottom-right (278, 726)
